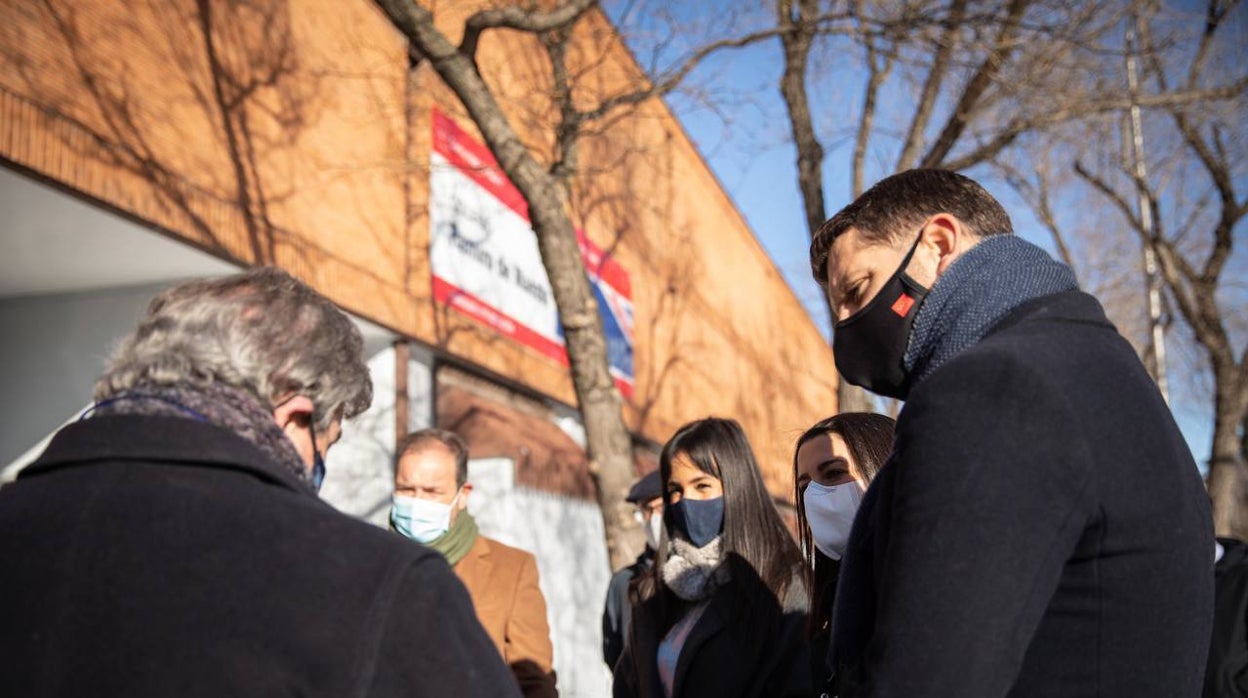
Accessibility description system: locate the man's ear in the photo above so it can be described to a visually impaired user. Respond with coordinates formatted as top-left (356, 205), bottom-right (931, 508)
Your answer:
top-left (921, 213), bottom-right (965, 277)
top-left (457, 482), bottom-right (474, 509)
top-left (272, 395), bottom-right (315, 434)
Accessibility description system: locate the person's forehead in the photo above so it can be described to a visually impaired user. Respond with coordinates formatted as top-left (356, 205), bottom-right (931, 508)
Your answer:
top-left (800, 430), bottom-right (851, 457)
top-left (669, 453), bottom-right (710, 481)
top-left (825, 229), bottom-right (871, 276)
top-left (396, 444), bottom-right (458, 481)
top-left (797, 433), bottom-right (833, 465)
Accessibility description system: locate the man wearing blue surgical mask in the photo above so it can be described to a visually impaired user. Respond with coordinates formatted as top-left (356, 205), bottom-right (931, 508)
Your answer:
top-left (392, 429), bottom-right (557, 698)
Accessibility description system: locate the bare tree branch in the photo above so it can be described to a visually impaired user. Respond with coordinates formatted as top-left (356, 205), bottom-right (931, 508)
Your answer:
top-left (994, 157), bottom-right (1078, 274)
top-left (573, 25), bottom-right (797, 125)
top-left (543, 26), bottom-right (578, 184)
top-left (918, 0), bottom-right (1032, 168)
top-left (940, 79), bottom-right (1248, 171)
top-left (778, 0), bottom-right (825, 237)
top-left (460, 0), bottom-right (597, 64)
top-left (851, 0), bottom-right (897, 197)
top-left (895, 0), bottom-right (967, 171)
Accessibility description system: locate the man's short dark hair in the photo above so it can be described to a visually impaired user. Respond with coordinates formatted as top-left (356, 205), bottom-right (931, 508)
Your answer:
top-left (810, 169), bottom-right (1014, 285)
top-left (396, 428), bottom-right (469, 487)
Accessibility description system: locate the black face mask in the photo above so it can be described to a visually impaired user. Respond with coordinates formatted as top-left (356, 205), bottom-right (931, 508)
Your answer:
top-left (832, 231), bottom-right (929, 400)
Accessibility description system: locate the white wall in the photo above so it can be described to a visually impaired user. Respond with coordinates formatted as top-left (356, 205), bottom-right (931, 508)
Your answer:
top-left (320, 345), bottom-right (433, 526)
top-left (469, 458), bottom-right (614, 698)
top-left (0, 283), bottom-right (176, 479)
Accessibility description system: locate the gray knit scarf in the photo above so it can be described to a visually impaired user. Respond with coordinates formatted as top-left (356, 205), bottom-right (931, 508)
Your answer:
top-left (662, 536), bottom-right (729, 602)
top-left (87, 382), bottom-right (312, 487)
top-left (904, 235), bottom-right (1078, 390)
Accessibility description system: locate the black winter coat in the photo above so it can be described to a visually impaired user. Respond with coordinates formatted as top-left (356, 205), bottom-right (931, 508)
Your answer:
top-left (603, 548), bottom-right (654, 670)
top-left (1205, 537), bottom-right (1248, 697)
top-left (0, 414), bottom-right (520, 698)
top-left (831, 290), bottom-right (1214, 697)
top-left (613, 564), bottom-right (810, 698)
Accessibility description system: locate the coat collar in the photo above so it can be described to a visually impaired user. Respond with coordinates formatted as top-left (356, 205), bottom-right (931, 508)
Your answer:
top-left (456, 533), bottom-right (493, 569)
top-left (671, 591), bottom-right (728, 696)
top-left (988, 289), bottom-right (1115, 337)
top-left (23, 414), bottom-right (314, 495)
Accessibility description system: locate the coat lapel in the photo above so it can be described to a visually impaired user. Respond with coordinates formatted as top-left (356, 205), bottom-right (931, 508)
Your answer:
top-left (455, 536), bottom-right (493, 599)
top-left (670, 594), bottom-right (726, 696)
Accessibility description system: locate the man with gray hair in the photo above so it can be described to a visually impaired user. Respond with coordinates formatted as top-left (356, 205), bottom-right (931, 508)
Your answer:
top-left (0, 267), bottom-right (518, 697)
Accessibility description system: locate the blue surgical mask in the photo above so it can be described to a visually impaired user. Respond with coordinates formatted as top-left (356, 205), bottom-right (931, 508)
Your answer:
top-left (391, 492), bottom-right (461, 543)
top-left (308, 419), bottom-right (326, 492)
top-left (669, 496), bottom-right (724, 548)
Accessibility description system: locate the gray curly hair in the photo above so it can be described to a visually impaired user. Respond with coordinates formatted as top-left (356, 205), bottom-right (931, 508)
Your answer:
top-left (94, 267), bottom-right (373, 430)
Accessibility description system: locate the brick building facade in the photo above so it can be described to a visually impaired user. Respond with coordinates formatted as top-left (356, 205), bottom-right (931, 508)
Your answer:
top-left (1, 2), bottom-right (838, 694)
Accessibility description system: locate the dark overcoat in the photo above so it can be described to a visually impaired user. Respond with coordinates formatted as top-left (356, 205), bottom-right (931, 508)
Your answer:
top-left (833, 290), bottom-right (1214, 697)
top-left (0, 414), bottom-right (519, 698)
top-left (613, 565), bottom-right (811, 698)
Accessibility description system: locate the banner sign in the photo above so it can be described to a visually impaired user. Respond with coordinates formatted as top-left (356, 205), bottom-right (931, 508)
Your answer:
top-left (430, 109), bottom-right (635, 399)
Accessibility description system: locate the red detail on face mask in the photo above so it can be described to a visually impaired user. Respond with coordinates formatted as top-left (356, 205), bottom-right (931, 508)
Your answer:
top-left (891, 294), bottom-right (915, 317)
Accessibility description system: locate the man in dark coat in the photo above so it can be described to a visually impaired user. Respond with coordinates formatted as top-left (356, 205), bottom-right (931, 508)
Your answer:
top-left (602, 469), bottom-right (664, 669)
top-left (0, 268), bottom-right (518, 697)
top-left (809, 169), bottom-right (1214, 697)
top-left (1205, 537), bottom-right (1248, 697)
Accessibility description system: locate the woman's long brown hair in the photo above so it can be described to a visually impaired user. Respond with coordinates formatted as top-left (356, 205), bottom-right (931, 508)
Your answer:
top-left (792, 412), bottom-right (896, 638)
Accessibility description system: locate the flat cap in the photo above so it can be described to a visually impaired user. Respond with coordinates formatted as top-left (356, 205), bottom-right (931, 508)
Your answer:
top-left (626, 469), bottom-right (663, 504)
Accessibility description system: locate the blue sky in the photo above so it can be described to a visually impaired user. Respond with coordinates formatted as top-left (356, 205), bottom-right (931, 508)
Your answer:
top-left (603, 6), bottom-right (1224, 466)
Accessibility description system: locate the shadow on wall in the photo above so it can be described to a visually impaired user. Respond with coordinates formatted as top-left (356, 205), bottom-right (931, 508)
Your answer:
top-left (3, 0), bottom-right (323, 267)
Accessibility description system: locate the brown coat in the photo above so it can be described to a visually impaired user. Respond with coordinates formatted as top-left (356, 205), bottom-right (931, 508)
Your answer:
top-left (455, 535), bottom-right (558, 698)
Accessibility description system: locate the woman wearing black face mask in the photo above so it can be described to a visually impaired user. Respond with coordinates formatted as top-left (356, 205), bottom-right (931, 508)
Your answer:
top-left (792, 413), bottom-right (895, 696)
top-left (613, 418), bottom-right (810, 698)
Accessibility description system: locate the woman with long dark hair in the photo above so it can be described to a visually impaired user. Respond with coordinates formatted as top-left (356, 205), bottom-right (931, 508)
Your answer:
top-left (613, 417), bottom-right (810, 698)
top-left (793, 413), bottom-right (895, 693)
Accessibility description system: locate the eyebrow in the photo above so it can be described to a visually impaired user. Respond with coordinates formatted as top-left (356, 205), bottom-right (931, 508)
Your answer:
top-left (818, 457), bottom-right (848, 470)
top-left (669, 473), bottom-right (715, 487)
top-left (827, 271), bottom-right (853, 309)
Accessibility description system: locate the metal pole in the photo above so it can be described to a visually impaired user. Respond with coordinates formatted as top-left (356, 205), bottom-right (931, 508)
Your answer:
top-left (1125, 19), bottom-right (1170, 405)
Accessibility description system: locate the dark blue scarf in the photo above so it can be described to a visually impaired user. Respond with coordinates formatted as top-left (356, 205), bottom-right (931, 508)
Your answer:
top-left (903, 235), bottom-right (1078, 390)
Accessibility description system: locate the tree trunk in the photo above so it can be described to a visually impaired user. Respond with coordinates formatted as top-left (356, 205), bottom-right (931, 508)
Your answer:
top-left (1209, 420), bottom-right (1245, 539)
top-left (1210, 368), bottom-right (1248, 539)
top-left (524, 179), bottom-right (640, 571)
top-left (373, 0), bottom-right (639, 570)
top-left (778, 0), bottom-right (878, 418)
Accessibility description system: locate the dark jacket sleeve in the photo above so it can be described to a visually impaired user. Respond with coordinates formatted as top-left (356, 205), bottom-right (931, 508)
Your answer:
top-left (367, 555), bottom-right (521, 698)
top-left (767, 575), bottom-right (813, 698)
top-left (863, 355), bottom-right (1093, 696)
top-left (766, 609), bottom-right (814, 698)
top-left (612, 640), bottom-right (641, 698)
top-left (1205, 557), bottom-right (1248, 698)
top-left (602, 567), bottom-right (631, 669)
top-left (612, 600), bottom-right (649, 698)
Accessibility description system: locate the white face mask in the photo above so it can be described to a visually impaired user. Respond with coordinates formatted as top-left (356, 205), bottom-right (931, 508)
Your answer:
top-left (803, 480), bottom-right (864, 561)
top-left (635, 509), bottom-right (664, 551)
top-left (391, 491), bottom-right (460, 544)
